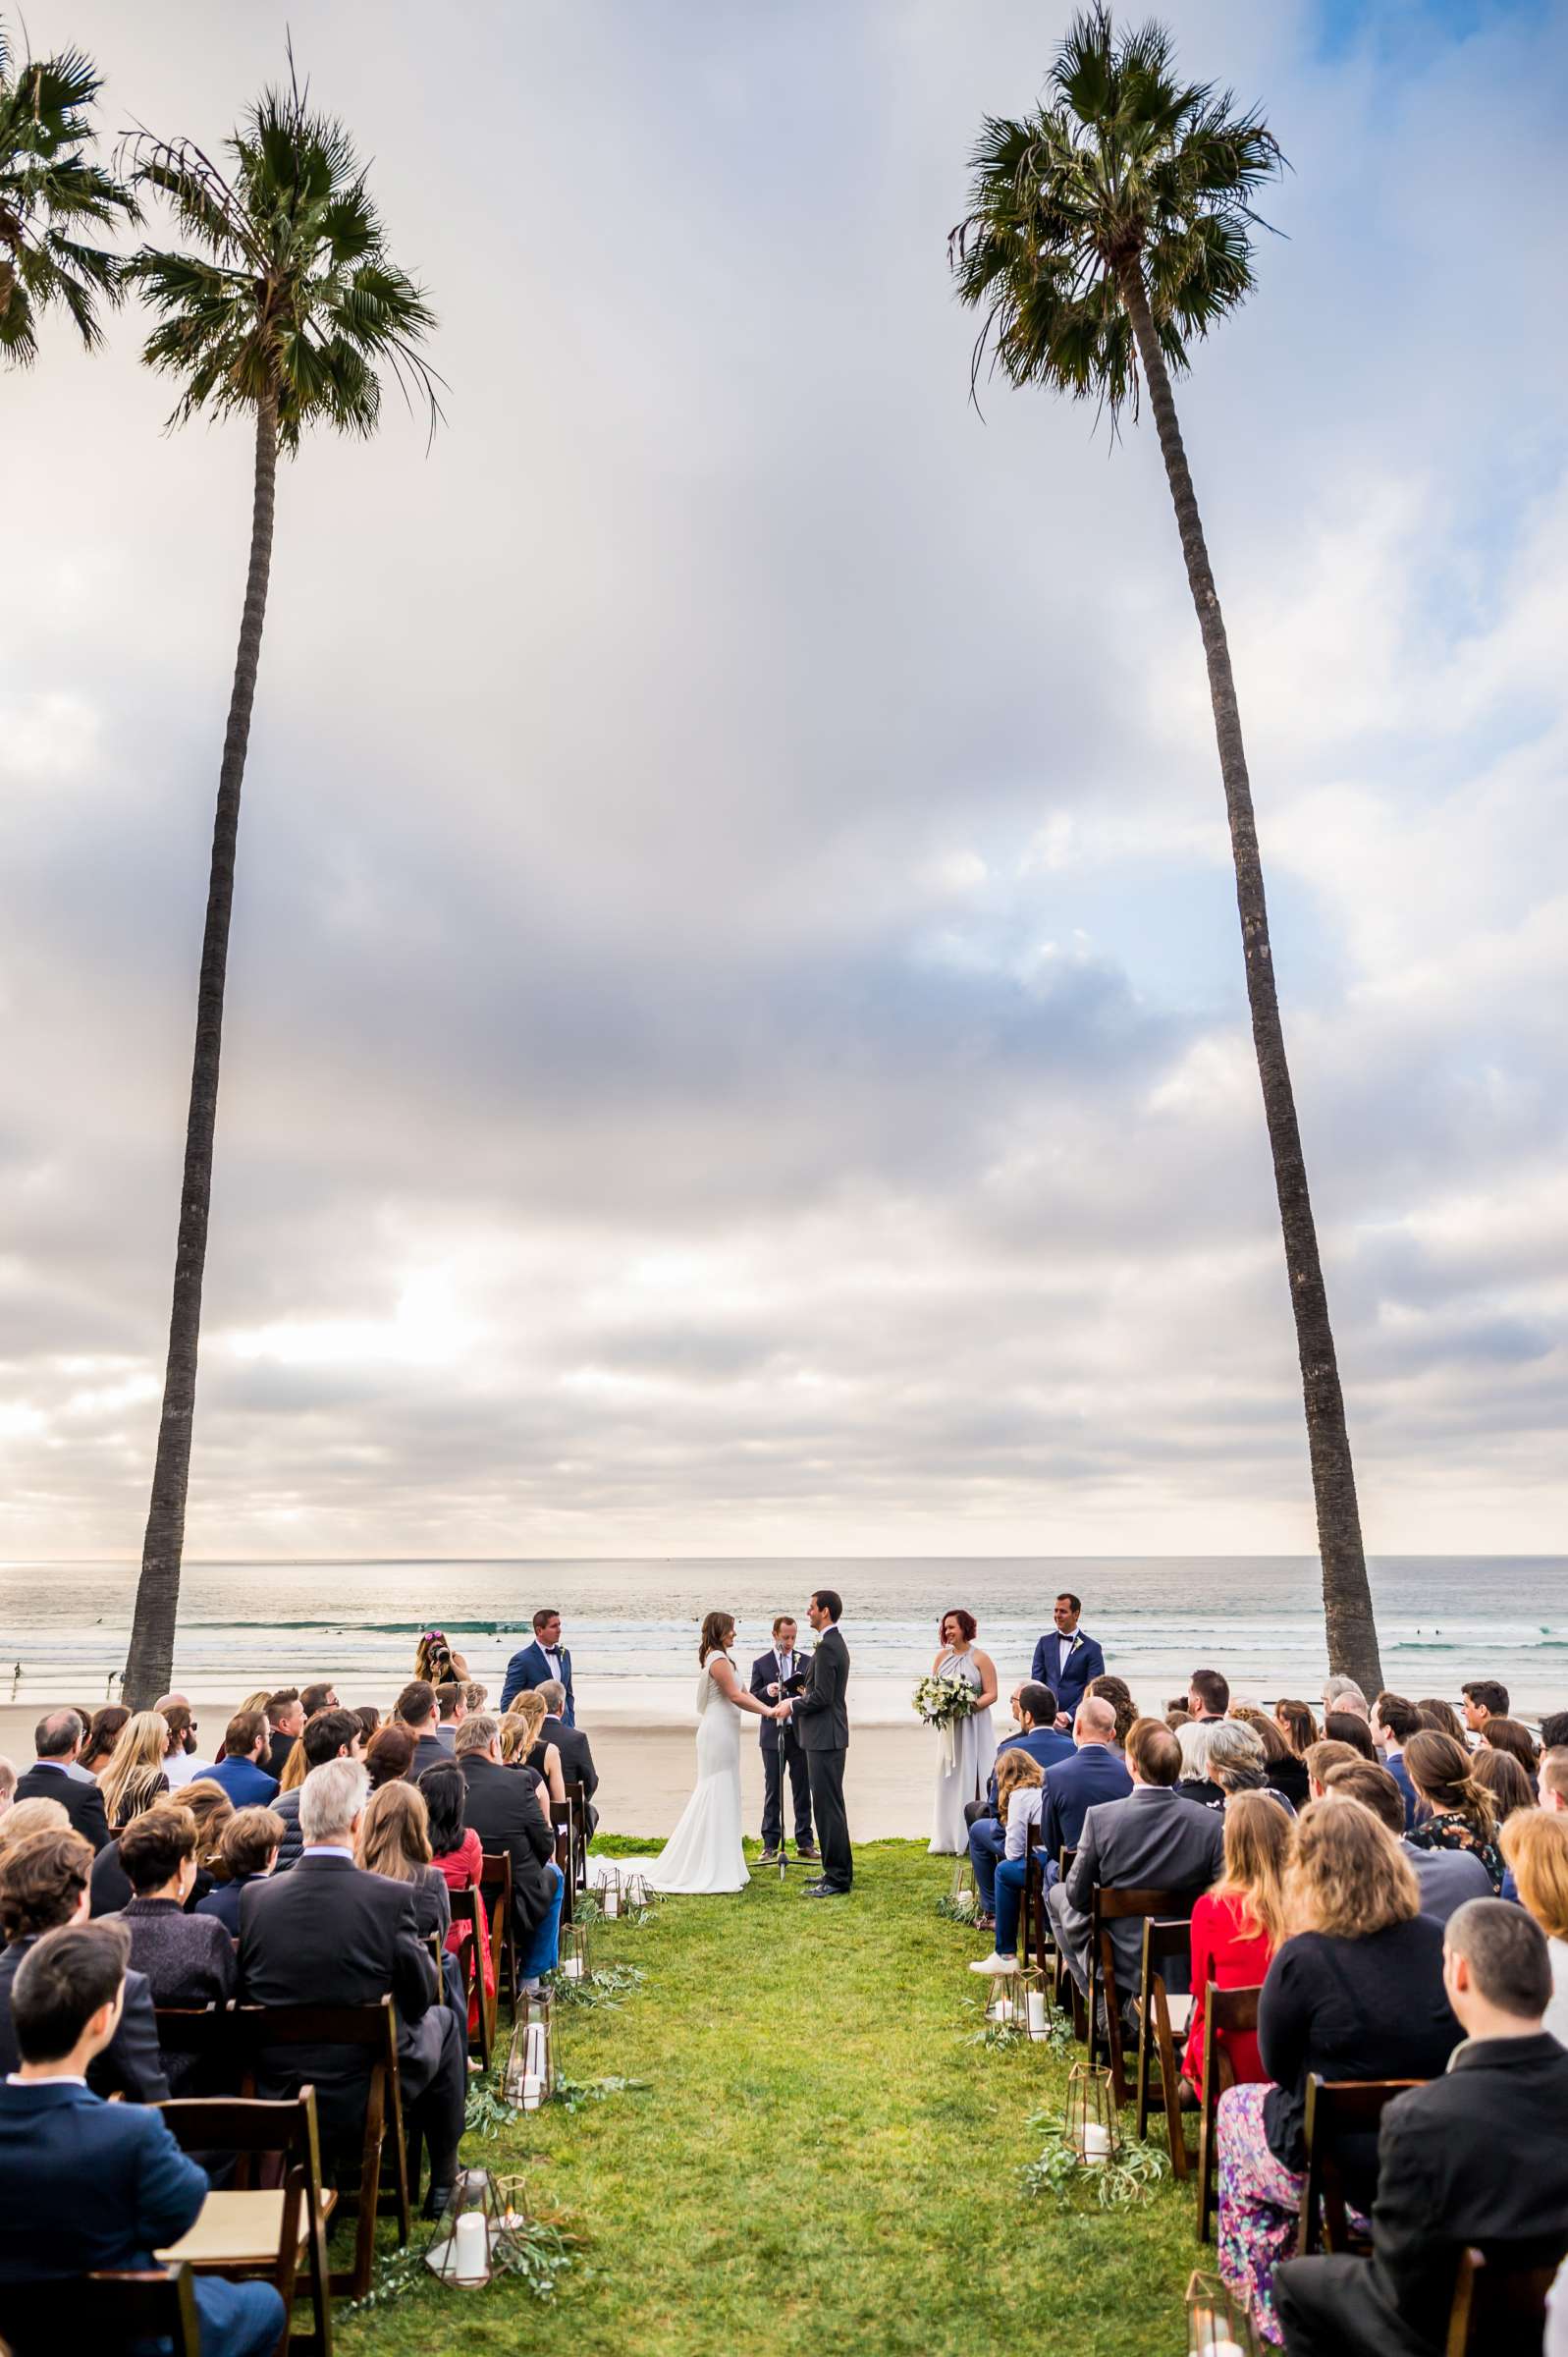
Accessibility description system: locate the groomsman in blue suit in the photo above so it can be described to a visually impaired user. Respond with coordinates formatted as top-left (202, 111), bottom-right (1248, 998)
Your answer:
top-left (0, 1921), bottom-right (283, 2357)
top-left (501, 1608), bottom-right (575, 1724)
top-left (1030, 1592), bottom-right (1106, 1729)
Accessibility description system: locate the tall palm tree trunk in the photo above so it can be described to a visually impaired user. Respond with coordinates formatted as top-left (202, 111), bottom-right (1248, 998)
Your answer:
top-left (123, 392), bottom-right (278, 1707)
top-left (1116, 265), bottom-right (1382, 1696)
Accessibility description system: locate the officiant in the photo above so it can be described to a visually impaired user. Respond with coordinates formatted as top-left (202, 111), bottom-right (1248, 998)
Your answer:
top-left (750, 1617), bottom-right (817, 1866)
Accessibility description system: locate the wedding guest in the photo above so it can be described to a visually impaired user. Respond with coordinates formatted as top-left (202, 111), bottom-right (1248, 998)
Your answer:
top-left (0, 1922), bottom-right (284, 2357)
top-left (433, 1682), bottom-right (466, 1753)
top-left (421, 1759), bottom-right (494, 2041)
top-left (264, 1690), bottom-right (304, 1781)
top-left (237, 1691), bottom-right (274, 1723)
top-left (1541, 1714), bottom-right (1568, 1754)
top-left (1321, 1674), bottom-right (1369, 1724)
top-left (116, 1805), bottom-right (237, 2012)
top-left (271, 1707), bottom-right (365, 1871)
top-left (0, 1759), bottom-right (14, 1819)
top-left (97, 1712), bottom-right (172, 1830)
top-left (1176, 1721), bottom-right (1225, 1811)
top-left (1323, 1710), bottom-right (1377, 1761)
top-left (967, 1752), bottom-right (1045, 1974)
top-left (1369, 1691), bottom-right (1422, 1828)
top-left (353, 1704), bottom-right (382, 1745)
top-left (300, 1681), bottom-right (339, 1718)
top-left (1471, 1745), bottom-right (1535, 1827)
top-left (1229, 1706), bottom-right (1308, 1808)
top-left (0, 1798), bottom-right (70, 1860)
top-left (1302, 1739), bottom-right (1360, 1800)
top-left (501, 1692), bottom-right (568, 1802)
top-left (1181, 1790), bottom-right (1289, 2105)
top-left (1482, 1715), bottom-right (1540, 1776)
top-left (1498, 1809), bottom-right (1568, 2046)
top-left (1543, 1747), bottom-right (1568, 1812)
top-left (1207, 1722), bottom-right (1283, 1809)
top-left (1417, 1696), bottom-right (1466, 1741)
top-left (274, 1728), bottom-right (310, 1797)
top-left (239, 1758), bottom-right (466, 2220)
top-left (462, 1681), bottom-right (488, 1715)
top-left (11, 1712), bottom-right (110, 1852)
top-left (538, 1679), bottom-right (600, 1833)
top-left (1322, 1760), bottom-right (1489, 1924)
top-left (1275, 1900), bottom-right (1568, 2357)
top-left (500, 1610), bottom-right (575, 1724)
top-left (355, 1781), bottom-right (457, 2009)
top-left (207, 1710), bottom-right (279, 1807)
top-left (1272, 1699), bottom-right (1318, 1763)
top-left (183, 1780), bottom-right (237, 1908)
top-left (1030, 1593), bottom-right (1105, 1729)
top-left (0, 1829), bottom-right (168, 2102)
top-left (158, 1701), bottom-right (213, 1789)
top-left (195, 1807), bottom-right (285, 1937)
top-left (928, 1610), bottom-right (999, 1855)
top-left (1087, 1673), bottom-right (1137, 1751)
top-left (1404, 1729), bottom-right (1504, 1891)
top-left (366, 1723), bottom-right (417, 1790)
top-left (1188, 1669), bottom-right (1230, 1723)
top-left (967, 1683), bottom-right (1070, 1921)
top-left (1217, 1799), bottom-right (1460, 2346)
top-left (1461, 1677), bottom-right (1509, 1734)
top-left (1048, 1719), bottom-right (1224, 2008)
top-left (394, 1680), bottom-right (449, 1781)
top-left (1038, 1697), bottom-right (1132, 1884)
top-left (456, 1715), bottom-right (563, 1988)
top-left (79, 1706), bottom-right (129, 1776)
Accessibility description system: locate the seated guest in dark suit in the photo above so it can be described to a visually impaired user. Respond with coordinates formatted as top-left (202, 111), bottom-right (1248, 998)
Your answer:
top-left (239, 1757), bottom-right (466, 2217)
top-left (434, 1682), bottom-right (466, 1754)
top-left (394, 1680), bottom-right (450, 1781)
top-left (0, 1829), bottom-right (167, 2101)
top-left (0, 1923), bottom-right (283, 2357)
top-left (1277, 1899), bottom-right (1568, 2356)
top-left (1322, 1759), bottom-right (1490, 1924)
top-left (1216, 1797), bottom-right (1461, 2348)
top-left (359, 1778), bottom-right (463, 2016)
top-left (264, 1689), bottom-right (304, 1781)
top-left (11, 1710), bottom-right (110, 1852)
top-left (195, 1805), bottom-right (285, 1936)
top-left (208, 1709), bottom-right (280, 1807)
top-left (270, 1707), bottom-right (365, 1872)
top-left (1048, 1717), bottom-right (1225, 2006)
top-left (966, 1683), bottom-right (1073, 1924)
top-left (1370, 1690), bottom-right (1423, 1830)
top-left (1039, 1697), bottom-right (1134, 1885)
top-left (538, 1678), bottom-right (599, 1835)
top-left (1187, 1667), bottom-right (1230, 1723)
top-left (1030, 1594), bottom-right (1106, 1728)
top-left (457, 1713), bottom-right (564, 1988)
top-left (116, 1805), bottom-right (237, 2031)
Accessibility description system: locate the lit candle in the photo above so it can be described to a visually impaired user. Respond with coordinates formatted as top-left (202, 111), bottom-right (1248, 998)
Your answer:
top-left (1027, 1990), bottom-right (1048, 2038)
top-left (453, 2212), bottom-right (488, 2285)
top-left (522, 2072), bottom-right (542, 2111)
top-left (1082, 2122), bottom-right (1111, 2164)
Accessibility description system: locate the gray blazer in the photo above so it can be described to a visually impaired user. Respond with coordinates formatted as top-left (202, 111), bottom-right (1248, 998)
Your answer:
top-left (790, 1626), bottom-right (850, 1754)
top-left (1062, 1785), bottom-right (1225, 1993)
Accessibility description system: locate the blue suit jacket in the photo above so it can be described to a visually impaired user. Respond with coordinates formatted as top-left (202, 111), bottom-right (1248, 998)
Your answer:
top-left (1039, 1741), bottom-right (1135, 1877)
top-left (1385, 1750), bottom-right (1420, 1833)
top-left (984, 1725), bottom-right (1075, 1812)
top-left (0, 2079), bottom-right (206, 2279)
top-left (1030, 1627), bottom-right (1106, 1718)
top-left (500, 1640), bottom-right (574, 1724)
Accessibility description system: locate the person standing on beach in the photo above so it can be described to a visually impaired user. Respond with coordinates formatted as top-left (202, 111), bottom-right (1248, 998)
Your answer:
top-left (750, 1617), bottom-right (815, 1867)
top-left (1031, 1594), bottom-right (1106, 1731)
top-left (781, 1593), bottom-right (851, 1898)
top-left (500, 1611), bottom-right (575, 1725)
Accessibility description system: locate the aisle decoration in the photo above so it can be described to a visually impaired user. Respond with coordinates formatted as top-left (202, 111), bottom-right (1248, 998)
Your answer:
top-left (1184, 2271), bottom-right (1259, 2355)
top-left (504, 1991), bottom-right (557, 2110)
top-left (937, 1859), bottom-right (979, 1923)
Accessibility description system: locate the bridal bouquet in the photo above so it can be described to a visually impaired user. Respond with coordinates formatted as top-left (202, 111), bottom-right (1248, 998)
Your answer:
top-left (913, 1672), bottom-right (979, 1730)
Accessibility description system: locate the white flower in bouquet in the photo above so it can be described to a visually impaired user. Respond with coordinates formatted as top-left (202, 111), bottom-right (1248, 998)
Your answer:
top-left (913, 1672), bottom-right (979, 1730)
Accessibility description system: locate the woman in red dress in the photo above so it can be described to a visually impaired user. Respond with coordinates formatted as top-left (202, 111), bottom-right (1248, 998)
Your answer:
top-left (1182, 1789), bottom-right (1289, 2098)
top-left (418, 1759), bottom-right (494, 2039)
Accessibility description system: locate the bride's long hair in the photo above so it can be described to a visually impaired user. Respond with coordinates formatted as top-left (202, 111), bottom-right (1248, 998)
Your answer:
top-left (698, 1611), bottom-right (735, 1666)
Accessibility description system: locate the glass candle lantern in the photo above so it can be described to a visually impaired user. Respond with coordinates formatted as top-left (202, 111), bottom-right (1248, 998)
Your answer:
top-left (1019, 1965), bottom-right (1052, 2042)
top-left (621, 1867), bottom-right (651, 1909)
top-left (1063, 2061), bottom-right (1121, 2165)
top-left (949, 1858), bottom-right (976, 1906)
top-left (985, 1962), bottom-right (1025, 2027)
top-left (558, 1919), bottom-right (590, 1983)
top-left (504, 1989), bottom-right (556, 2109)
top-left (423, 2166), bottom-right (529, 2288)
top-left (599, 1865), bottom-right (622, 1920)
top-left (1184, 2270), bottom-right (1257, 2355)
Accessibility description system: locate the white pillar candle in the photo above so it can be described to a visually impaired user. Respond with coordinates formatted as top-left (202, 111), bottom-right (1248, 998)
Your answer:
top-left (453, 2212), bottom-right (488, 2284)
top-left (1082, 2122), bottom-right (1112, 2164)
top-left (522, 2072), bottom-right (542, 2112)
top-left (1027, 1990), bottom-right (1048, 2038)
top-left (525, 2023), bottom-right (547, 2077)
top-left (605, 1888), bottom-right (620, 1917)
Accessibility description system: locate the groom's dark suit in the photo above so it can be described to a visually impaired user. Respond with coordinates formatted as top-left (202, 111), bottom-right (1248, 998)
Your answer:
top-left (789, 1623), bottom-right (851, 1892)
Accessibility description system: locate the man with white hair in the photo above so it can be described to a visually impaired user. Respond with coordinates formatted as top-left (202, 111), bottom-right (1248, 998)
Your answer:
top-left (1322, 1673), bottom-right (1370, 1723)
top-left (238, 1758), bottom-right (466, 2218)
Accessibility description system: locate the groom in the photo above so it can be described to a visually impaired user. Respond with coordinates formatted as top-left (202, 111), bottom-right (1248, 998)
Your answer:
top-left (782, 1591), bottom-right (851, 1898)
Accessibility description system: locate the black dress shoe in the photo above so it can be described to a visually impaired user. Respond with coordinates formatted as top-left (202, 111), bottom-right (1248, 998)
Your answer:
top-left (422, 2180), bottom-right (455, 2220)
top-left (803, 1882), bottom-right (848, 1897)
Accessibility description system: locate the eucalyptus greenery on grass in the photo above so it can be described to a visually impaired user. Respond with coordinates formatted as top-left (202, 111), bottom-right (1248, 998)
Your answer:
top-left (951, 6), bottom-right (1383, 1693)
top-left (547, 1961), bottom-right (647, 2011)
top-left (1021, 2123), bottom-right (1171, 2211)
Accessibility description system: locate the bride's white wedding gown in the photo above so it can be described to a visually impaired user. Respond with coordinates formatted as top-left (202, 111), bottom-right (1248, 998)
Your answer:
top-left (644, 1657), bottom-right (748, 1893)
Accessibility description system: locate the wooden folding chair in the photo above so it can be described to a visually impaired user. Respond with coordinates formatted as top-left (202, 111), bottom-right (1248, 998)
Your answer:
top-left (1296, 2074), bottom-right (1422, 2257)
top-left (450, 1885), bottom-right (492, 2066)
top-left (1445, 2236), bottom-right (1568, 2357)
top-left (154, 2088), bottom-right (335, 2357)
top-left (550, 1800), bottom-right (575, 1924)
top-left (1018, 1823), bottom-right (1047, 1974)
top-left (1089, 1887), bottom-right (1196, 2108)
top-left (1, 2265), bottom-right (202, 2357)
top-left (481, 1848), bottom-right (519, 2021)
top-left (153, 2002), bottom-right (252, 2096)
top-left (241, 1996), bottom-right (410, 2300)
top-left (1134, 1916), bottom-right (1194, 2176)
top-left (566, 1777), bottom-right (591, 1880)
top-left (1195, 1983), bottom-right (1261, 2242)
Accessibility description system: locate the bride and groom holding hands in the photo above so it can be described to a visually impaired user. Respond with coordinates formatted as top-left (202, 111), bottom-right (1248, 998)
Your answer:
top-left (645, 1589), bottom-right (852, 1898)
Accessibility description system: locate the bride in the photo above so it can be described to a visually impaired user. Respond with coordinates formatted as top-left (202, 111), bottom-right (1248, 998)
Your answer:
top-left (643, 1611), bottom-right (787, 1893)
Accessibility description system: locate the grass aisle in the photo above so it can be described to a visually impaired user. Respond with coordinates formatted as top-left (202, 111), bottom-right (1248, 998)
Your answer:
top-left (339, 1839), bottom-right (1196, 2356)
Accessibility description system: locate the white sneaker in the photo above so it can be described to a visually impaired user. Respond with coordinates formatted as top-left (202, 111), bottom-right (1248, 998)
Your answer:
top-left (968, 1952), bottom-right (1019, 1976)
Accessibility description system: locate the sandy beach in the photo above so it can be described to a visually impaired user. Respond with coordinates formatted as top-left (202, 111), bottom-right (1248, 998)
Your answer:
top-left (0, 1703), bottom-right (943, 1842)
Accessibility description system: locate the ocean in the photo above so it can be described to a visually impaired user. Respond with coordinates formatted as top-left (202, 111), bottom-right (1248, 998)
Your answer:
top-left (1, 1555), bottom-right (1564, 1725)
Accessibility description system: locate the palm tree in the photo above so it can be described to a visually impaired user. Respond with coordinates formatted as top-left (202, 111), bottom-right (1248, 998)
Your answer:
top-left (950, 7), bottom-right (1382, 1693)
top-left (121, 65), bottom-right (440, 1706)
top-left (0, 21), bottom-right (136, 364)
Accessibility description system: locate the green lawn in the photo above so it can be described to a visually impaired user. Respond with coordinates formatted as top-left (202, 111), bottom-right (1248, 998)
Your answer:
top-left (336, 1839), bottom-right (1198, 2357)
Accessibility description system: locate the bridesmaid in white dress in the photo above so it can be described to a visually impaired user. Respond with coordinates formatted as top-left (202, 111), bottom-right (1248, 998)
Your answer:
top-left (928, 1608), bottom-right (999, 1854)
top-left (645, 1612), bottom-right (786, 1893)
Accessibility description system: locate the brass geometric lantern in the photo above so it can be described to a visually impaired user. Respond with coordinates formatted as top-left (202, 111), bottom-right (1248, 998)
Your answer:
top-left (1063, 2060), bottom-right (1121, 2165)
top-left (423, 2165), bottom-right (528, 2288)
top-left (984, 1961), bottom-right (1026, 2027)
top-left (1183, 2270), bottom-right (1257, 2355)
top-left (504, 1988), bottom-right (556, 2110)
top-left (598, 1864), bottom-right (623, 1920)
top-left (949, 1857), bottom-right (976, 1906)
top-left (621, 1866), bottom-right (653, 1909)
top-left (557, 1917), bottom-right (590, 1983)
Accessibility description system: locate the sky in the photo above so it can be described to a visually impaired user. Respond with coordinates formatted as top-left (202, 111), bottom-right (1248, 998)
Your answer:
top-left (2, 0), bottom-right (1565, 1566)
